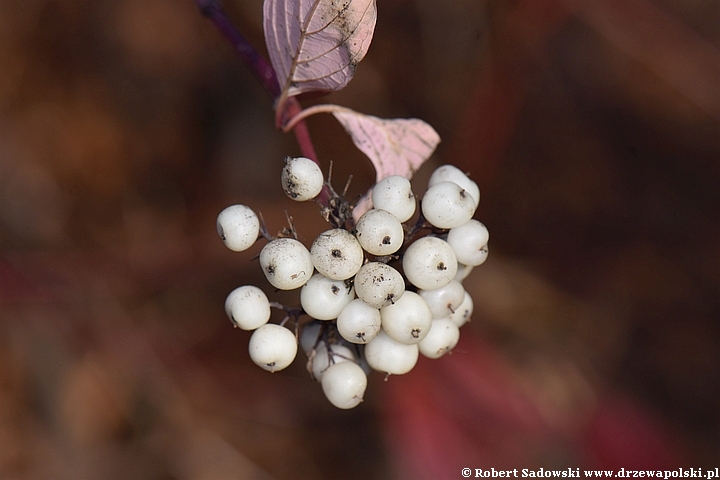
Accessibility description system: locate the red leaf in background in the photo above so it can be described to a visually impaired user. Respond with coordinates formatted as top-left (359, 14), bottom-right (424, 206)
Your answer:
top-left (581, 395), bottom-right (685, 470)
top-left (382, 331), bottom-right (687, 479)
top-left (263, 0), bottom-right (377, 101)
top-left (383, 333), bottom-right (550, 479)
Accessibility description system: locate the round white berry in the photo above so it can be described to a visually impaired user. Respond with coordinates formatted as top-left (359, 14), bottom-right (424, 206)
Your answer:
top-left (364, 329), bottom-right (419, 375)
top-left (281, 156), bottom-right (324, 201)
top-left (259, 238), bottom-right (314, 290)
top-left (310, 342), bottom-right (355, 381)
top-left (428, 164), bottom-right (480, 208)
top-left (248, 324), bottom-right (298, 372)
top-left (418, 318), bottom-right (460, 359)
top-left (300, 273), bottom-right (355, 320)
top-left (371, 175), bottom-right (416, 223)
top-left (475, 245), bottom-right (489, 266)
top-left (402, 236), bottom-right (458, 290)
top-left (337, 298), bottom-right (382, 344)
top-left (354, 209), bottom-right (404, 256)
top-left (353, 262), bottom-right (405, 309)
top-left (446, 220), bottom-right (489, 266)
top-left (380, 291), bottom-right (433, 344)
top-left (454, 263), bottom-right (475, 282)
top-left (355, 353), bottom-right (373, 376)
top-left (216, 204), bottom-right (259, 252)
top-left (418, 280), bottom-right (466, 319)
top-left (310, 229), bottom-right (364, 280)
top-left (421, 181), bottom-right (476, 229)
top-left (225, 285), bottom-right (271, 330)
top-left (448, 291), bottom-right (473, 327)
top-left (321, 361), bottom-right (367, 409)
top-left (299, 320), bottom-right (324, 354)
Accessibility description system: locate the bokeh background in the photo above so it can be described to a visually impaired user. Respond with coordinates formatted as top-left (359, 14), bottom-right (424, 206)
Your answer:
top-left (0, 0), bottom-right (718, 478)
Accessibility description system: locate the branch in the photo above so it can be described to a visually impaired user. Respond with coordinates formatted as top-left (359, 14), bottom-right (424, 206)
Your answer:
top-left (196, 0), bottom-right (328, 203)
top-left (196, 0), bottom-right (280, 99)
top-left (195, 0), bottom-right (332, 207)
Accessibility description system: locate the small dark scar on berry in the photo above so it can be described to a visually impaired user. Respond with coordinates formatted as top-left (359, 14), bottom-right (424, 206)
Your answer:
top-left (382, 235), bottom-right (391, 245)
top-left (331, 285), bottom-right (340, 295)
top-left (411, 328), bottom-right (421, 338)
top-left (266, 265), bottom-right (276, 275)
top-left (386, 293), bottom-right (395, 304)
top-left (356, 332), bottom-right (365, 341)
top-left (437, 262), bottom-right (447, 271)
top-left (331, 249), bottom-right (342, 258)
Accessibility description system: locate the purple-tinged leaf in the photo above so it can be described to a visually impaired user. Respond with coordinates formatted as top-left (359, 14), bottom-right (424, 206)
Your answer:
top-left (264, 0), bottom-right (377, 102)
top-left (330, 107), bottom-right (441, 183)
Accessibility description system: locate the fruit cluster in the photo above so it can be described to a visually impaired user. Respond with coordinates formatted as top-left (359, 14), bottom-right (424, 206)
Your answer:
top-left (217, 157), bottom-right (489, 409)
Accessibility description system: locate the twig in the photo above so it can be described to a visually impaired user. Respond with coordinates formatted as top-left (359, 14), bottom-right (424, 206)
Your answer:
top-left (196, 0), bottom-right (280, 99)
top-left (196, 0), bottom-right (330, 204)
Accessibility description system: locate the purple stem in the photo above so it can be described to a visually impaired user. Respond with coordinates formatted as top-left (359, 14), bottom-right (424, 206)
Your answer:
top-left (196, 0), bottom-right (329, 203)
top-left (196, 0), bottom-right (281, 99)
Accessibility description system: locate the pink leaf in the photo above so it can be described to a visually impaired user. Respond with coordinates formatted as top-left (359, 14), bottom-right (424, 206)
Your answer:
top-left (330, 107), bottom-right (441, 182)
top-left (263, 0), bottom-right (377, 100)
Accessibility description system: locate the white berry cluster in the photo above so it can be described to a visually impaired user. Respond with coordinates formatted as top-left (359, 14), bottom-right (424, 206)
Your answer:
top-left (216, 157), bottom-right (489, 409)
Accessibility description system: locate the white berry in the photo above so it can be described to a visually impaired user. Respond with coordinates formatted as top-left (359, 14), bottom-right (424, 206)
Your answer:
top-left (321, 361), bottom-right (367, 409)
top-left (371, 175), bottom-right (416, 223)
top-left (281, 156), bottom-right (324, 201)
top-left (216, 162), bottom-right (489, 407)
top-left (402, 236), bottom-right (458, 290)
top-left (225, 285), bottom-right (271, 330)
top-left (216, 204), bottom-right (260, 252)
top-left (364, 329), bottom-right (419, 375)
top-left (448, 291), bottom-right (474, 327)
top-left (299, 320), bottom-right (324, 354)
top-left (310, 229), bottom-right (364, 280)
top-left (300, 273), bottom-right (355, 320)
top-left (428, 164), bottom-right (480, 208)
top-left (421, 181), bottom-right (476, 229)
top-left (353, 262), bottom-right (405, 309)
top-left (418, 280), bottom-right (466, 319)
top-left (248, 324), bottom-right (298, 372)
top-left (447, 220), bottom-right (489, 266)
top-left (418, 318), bottom-right (460, 359)
top-left (380, 291), bottom-right (433, 344)
top-left (310, 342), bottom-right (355, 381)
top-left (354, 209), bottom-right (404, 256)
top-left (455, 263), bottom-right (475, 282)
top-left (259, 238), bottom-right (314, 290)
top-left (337, 298), bottom-right (382, 344)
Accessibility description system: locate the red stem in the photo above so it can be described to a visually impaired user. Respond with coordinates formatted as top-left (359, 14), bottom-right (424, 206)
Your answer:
top-left (280, 98), bottom-right (332, 204)
top-left (196, 0), bottom-right (330, 204)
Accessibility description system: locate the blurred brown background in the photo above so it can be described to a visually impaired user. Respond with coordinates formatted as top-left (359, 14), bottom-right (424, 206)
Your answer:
top-left (0, 0), bottom-right (718, 479)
